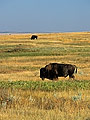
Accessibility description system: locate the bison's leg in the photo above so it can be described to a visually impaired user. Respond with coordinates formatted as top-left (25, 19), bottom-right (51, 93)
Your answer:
top-left (69, 74), bottom-right (75, 79)
top-left (42, 77), bottom-right (45, 81)
top-left (53, 77), bottom-right (58, 81)
top-left (52, 69), bottom-right (58, 80)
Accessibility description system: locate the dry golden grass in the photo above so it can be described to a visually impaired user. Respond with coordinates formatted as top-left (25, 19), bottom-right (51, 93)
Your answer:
top-left (0, 32), bottom-right (90, 81)
top-left (0, 32), bottom-right (90, 120)
top-left (0, 89), bottom-right (90, 120)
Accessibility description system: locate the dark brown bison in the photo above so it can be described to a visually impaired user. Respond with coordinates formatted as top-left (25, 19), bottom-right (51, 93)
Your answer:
top-left (40, 63), bottom-right (77, 80)
top-left (31, 35), bottom-right (38, 40)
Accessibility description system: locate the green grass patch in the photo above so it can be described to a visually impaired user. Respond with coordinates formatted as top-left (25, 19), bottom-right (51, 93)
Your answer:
top-left (0, 45), bottom-right (90, 58)
top-left (0, 80), bottom-right (90, 91)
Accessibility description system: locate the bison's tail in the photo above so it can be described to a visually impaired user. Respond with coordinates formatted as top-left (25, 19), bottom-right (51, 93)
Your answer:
top-left (74, 65), bottom-right (77, 74)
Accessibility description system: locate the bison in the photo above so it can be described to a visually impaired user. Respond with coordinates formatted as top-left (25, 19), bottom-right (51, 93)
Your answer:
top-left (31, 35), bottom-right (38, 40)
top-left (40, 63), bottom-right (77, 80)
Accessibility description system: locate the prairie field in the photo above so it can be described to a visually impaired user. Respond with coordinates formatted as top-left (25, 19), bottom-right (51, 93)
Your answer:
top-left (0, 32), bottom-right (90, 120)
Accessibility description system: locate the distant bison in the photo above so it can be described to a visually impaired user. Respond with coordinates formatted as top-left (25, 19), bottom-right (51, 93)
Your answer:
top-left (40, 63), bottom-right (77, 80)
top-left (31, 35), bottom-right (38, 40)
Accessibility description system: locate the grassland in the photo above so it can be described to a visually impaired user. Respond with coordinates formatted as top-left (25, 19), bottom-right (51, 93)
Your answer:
top-left (0, 32), bottom-right (90, 120)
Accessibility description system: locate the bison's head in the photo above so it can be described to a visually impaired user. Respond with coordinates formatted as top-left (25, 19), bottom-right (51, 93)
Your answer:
top-left (40, 67), bottom-right (47, 80)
